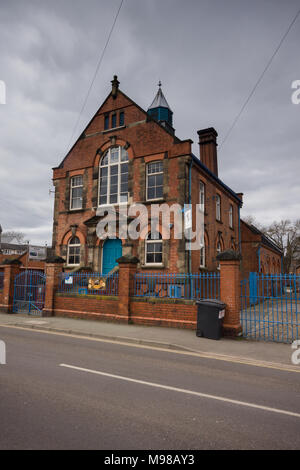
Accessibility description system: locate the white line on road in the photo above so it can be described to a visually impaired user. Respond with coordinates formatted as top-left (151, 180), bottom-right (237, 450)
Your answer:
top-left (60, 363), bottom-right (300, 419)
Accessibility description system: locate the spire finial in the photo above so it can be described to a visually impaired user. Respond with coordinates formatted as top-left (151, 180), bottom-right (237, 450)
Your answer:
top-left (111, 75), bottom-right (120, 99)
top-left (158, 80), bottom-right (162, 88)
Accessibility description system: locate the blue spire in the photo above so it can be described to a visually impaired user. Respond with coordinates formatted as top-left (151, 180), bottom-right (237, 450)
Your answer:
top-left (148, 82), bottom-right (173, 130)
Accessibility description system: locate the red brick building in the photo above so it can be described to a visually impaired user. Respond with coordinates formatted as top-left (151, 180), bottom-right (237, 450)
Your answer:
top-left (52, 76), bottom-right (243, 273)
top-left (240, 220), bottom-right (282, 277)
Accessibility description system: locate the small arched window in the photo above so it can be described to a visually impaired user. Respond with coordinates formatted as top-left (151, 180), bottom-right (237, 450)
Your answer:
top-left (199, 181), bottom-right (205, 212)
top-left (200, 245), bottom-right (206, 268)
top-left (145, 232), bottom-right (163, 265)
top-left (229, 204), bottom-right (233, 228)
top-left (67, 236), bottom-right (81, 266)
top-left (216, 194), bottom-right (221, 221)
top-left (99, 146), bottom-right (129, 205)
top-left (216, 241), bottom-right (222, 270)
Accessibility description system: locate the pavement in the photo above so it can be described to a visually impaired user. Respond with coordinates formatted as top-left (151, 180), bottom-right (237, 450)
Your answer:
top-left (0, 312), bottom-right (298, 371)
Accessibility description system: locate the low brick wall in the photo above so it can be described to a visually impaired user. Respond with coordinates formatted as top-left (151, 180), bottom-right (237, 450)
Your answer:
top-left (52, 293), bottom-right (197, 329)
top-left (130, 297), bottom-right (197, 329)
top-left (53, 293), bottom-right (125, 323)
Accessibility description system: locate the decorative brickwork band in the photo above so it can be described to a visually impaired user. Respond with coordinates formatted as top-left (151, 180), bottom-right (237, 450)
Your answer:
top-left (217, 250), bottom-right (242, 337)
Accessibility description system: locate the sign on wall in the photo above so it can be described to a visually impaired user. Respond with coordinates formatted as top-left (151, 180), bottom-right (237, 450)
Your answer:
top-left (28, 246), bottom-right (47, 261)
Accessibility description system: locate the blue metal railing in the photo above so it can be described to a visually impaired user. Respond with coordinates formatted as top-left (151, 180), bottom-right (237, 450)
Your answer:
top-left (241, 273), bottom-right (300, 343)
top-left (13, 270), bottom-right (46, 315)
top-left (58, 272), bottom-right (119, 296)
top-left (0, 270), bottom-right (4, 290)
top-left (134, 272), bottom-right (220, 300)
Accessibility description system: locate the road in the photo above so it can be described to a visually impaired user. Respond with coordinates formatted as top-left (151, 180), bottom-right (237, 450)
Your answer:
top-left (0, 325), bottom-right (299, 450)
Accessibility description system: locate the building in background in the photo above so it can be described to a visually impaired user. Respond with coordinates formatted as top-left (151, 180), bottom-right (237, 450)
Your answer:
top-left (240, 220), bottom-right (282, 277)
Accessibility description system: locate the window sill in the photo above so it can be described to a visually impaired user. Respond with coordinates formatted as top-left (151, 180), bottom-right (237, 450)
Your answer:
top-left (102, 125), bottom-right (126, 134)
top-left (143, 199), bottom-right (165, 205)
top-left (141, 264), bottom-right (165, 270)
top-left (216, 219), bottom-right (223, 224)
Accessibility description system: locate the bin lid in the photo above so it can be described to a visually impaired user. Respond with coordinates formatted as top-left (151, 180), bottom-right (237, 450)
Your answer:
top-left (196, 299), bottom-right (226, 309)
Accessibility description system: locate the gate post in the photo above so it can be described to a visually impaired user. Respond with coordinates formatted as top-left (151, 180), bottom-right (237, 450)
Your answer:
top-left (42, 256), bottom-right (65, 317)
top-left (0, 260), bottom-right (21, 313)
top-left (217, 250), bottom-right (243, 337)
top-left (117, 255), bottom-right (139, 323)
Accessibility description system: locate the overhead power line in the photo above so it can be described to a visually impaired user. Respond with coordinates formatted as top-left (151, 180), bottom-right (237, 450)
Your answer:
top-left (65, 0), bottom-right (124, 154)
top-left (220, 7), bottom-right (300, 149)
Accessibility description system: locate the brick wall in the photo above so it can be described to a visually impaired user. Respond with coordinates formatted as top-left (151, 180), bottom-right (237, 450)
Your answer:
top-left (130, 298), bottom-right (197, 329)
top-left (54, 293), bottom-right (125, 323)
top-left (52, 293), bottom-right (197, 329)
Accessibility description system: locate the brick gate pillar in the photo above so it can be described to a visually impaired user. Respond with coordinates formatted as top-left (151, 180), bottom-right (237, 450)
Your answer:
top-left (217, 250), bottom-right (243, 337)
top-left (0, 260), bottom-right (21, 313)
top-left (117, 254), bottom-right (139, 323)
top-left (42, 256), bottom-right (65, 318)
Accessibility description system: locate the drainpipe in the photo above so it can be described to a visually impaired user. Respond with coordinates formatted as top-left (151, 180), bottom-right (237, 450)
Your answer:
top-left (188, 158), bottom-right (193, 273)
top-left (258, 245), bottom-right (261, 272)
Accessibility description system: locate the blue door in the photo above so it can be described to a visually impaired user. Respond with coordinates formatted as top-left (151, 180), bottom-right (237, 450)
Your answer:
top-left (102, 239), bottom-right (122, 274)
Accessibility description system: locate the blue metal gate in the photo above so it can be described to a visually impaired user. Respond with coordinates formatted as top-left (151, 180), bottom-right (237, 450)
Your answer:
top-left (241, 273), bottom-right (300, 343)
top-left (13, 270), bottom-right (46, 315)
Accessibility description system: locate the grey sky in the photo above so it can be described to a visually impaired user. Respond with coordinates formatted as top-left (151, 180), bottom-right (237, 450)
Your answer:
top-left (0, 0), bottom-right (299, 245)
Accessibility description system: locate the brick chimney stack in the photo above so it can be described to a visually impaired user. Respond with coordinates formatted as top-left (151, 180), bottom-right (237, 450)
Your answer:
top-left (197, 127), bottom-right (218, 177)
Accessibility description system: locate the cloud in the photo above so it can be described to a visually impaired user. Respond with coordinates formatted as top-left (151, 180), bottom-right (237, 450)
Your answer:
top-left (0, 0), bottom-right (299, 245)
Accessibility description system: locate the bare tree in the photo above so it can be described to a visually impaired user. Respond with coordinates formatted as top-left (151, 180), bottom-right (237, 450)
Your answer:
top-left (264, 219), bottom-right (300, 273)
top-left (1, 231), bottom-right (26, 244)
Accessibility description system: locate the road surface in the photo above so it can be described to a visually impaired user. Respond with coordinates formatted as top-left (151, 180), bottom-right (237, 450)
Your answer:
top-left (0, 325), bottom-right (299, 450)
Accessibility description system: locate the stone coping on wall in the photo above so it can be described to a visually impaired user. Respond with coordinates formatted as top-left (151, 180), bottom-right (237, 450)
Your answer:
top-left (55, 293), bottom-right (118, 301)
top-left (131, 296), bottom-right (196, 305)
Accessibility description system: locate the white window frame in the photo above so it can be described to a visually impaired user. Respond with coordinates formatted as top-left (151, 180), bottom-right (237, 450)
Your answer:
top-left (199, 181), bottom-right (205, 213)
top-left (70, 175), bottom-right (83, 210)
top-left (67, 237), bottom-right (81, 266)
top-left (146, 161), bottom-right (164, 201)
top-left (229, 204), bottom-right (233, 228)
top-left (98, 146), bottom-right (129, 206)
top-left (216, 194), bottom-right (221, 221)
top-left (145, 232), bottom-right (163, 266)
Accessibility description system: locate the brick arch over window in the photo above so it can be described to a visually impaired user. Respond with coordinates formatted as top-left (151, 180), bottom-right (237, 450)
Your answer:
top-left (61, 229), bottom-right (86, 246)
top-left (93, 138), bottom-right (134, 167)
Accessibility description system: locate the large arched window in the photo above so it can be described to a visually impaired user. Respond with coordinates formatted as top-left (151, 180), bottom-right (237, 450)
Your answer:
top-left (67, 236), bottom-right (81, 266)
top-left (99, 146), bottom-right (129, 205)
top-left (145, 232), bottom-right (163, 265)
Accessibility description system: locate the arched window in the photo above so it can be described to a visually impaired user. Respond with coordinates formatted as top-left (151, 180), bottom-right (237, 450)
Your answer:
top-left (145, 232), bottom-right (163, 265)
top-left (99, 146), bottom-right (129, 205)
top-left (217, 241), bottom-right (222, 270)
top-left (67, 236), bottom-right (81, 266)
top-left (216, 194), bottom-right (221, 221)
top-left (200, 245), bottom-right (206, 268)
top-left (199, 181), bottom-right (205, 212)
top-left (229, 204), bottom-right (233, 228)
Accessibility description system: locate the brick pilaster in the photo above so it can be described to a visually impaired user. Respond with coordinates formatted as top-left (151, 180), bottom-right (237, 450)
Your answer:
top-left (0, 261), bottom-right (21, 313)
top-left (117, 254), bottom-right (139, 323)
top-left (42, 257), bottom-right (64, 317)
top-left (217, 250), bottom-right (242, 337)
